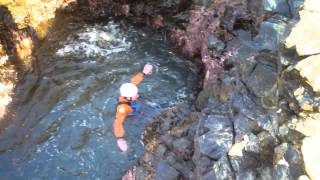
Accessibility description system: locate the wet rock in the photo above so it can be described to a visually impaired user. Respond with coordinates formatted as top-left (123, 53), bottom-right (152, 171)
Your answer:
top-left (294, 54), bottom-right (320, 93)
top-left (194, 115), bottom-right (233, 159)
top-left (155, 160), bottom-right (180, 180)
top-left (213, 155), bottom-right (233, 180)
top-left (263, 0), bottom-right (290, 17)
top-left (285, 10), bottom-right (320, 55)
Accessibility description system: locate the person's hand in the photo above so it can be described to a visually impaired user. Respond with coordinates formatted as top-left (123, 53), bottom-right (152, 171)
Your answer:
top-left (142, 64), bottom-right (153, 75)
top-left (117, 138), bottom-right (128, 152)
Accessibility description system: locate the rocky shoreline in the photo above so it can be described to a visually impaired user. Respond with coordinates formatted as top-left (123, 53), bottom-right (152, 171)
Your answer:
top-left (0, 0), bottom-right (319, 179)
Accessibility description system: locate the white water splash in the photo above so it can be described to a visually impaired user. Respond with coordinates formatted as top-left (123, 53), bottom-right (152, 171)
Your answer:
top-left (56, 22), bottom-right (131, 58)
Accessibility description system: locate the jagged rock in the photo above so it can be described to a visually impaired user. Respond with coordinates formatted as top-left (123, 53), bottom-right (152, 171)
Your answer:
top-left (285, 11), bottom-right (320, 55)
top-left (172, 138), bottom-right (192, 159)
top-left (293, 86), bottom-right (320, 111)
top-left (254, 16), bottom-right (289, 52)
top-left (233, 114), bottom-right (260, 142)
top-left (274, 162), bottom-right (292, 180)
top-left (263, 0), bottom-right (290, 17)
top-left (241, 52), bottom-right (278, 104)
top-left (208, 34), bottom-right (225, 54)
top-left (194, 115), bottom-right (233, 160)
top-left (213, 155), bottom-right (233, 180)
top-left (236, 171), bottom-right (257, 180)
top-left (155, 160), bottom-right (180, 180)
top-left (229, 151), bottom-right (260, 174)
top-left (194, 156), bottom-right (213, 177)
top-left (274, 143), bottom-right (304, 178)
top-left (294, 54), bottom-right (320, 93)
top-left (288, 0), bottom-right (304, 19)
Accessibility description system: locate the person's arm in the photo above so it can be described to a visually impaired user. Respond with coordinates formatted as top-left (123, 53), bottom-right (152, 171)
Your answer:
top-left (130, 72), bottom-right (144, 85)
top-left (113, 105), bottom-right (133, 138)
top-left (130, 64), bottom-right (153, 86)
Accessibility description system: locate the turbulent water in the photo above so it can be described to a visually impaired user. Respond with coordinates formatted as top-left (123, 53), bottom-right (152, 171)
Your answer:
top-left (0, 18), bottom-right (199, 179)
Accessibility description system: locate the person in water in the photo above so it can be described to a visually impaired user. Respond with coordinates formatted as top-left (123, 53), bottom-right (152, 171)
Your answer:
top-left (113, 63), bottom-right (153, 151)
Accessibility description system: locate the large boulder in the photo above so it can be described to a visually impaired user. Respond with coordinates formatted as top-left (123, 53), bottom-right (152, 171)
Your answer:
top-left (294, 54), bottom-right (320, 92)
top-left (285, 11), bottom-right (320, 55)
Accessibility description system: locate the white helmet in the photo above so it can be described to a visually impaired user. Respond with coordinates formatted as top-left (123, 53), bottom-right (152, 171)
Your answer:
top-left (120, 83), bottom-right (138, 98)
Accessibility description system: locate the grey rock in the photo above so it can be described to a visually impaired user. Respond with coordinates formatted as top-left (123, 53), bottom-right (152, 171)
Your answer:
top-left (254, 16), bottom-right (289, 52)
top-left (173, 138), bottom-right (192, 159)
top-left (274, 164), bottom-right (292, 180)
top-left (208, 34), bottom-right (225, 54)
top-left (234, 114), bottom-right (260, 142)
top-left (155, 160), bottom-right (180, 180)
top-left (263, 0), bottom-right (290, 17)
top-left (288, 0), bottom-right (304, 19)
top-left (242, 52), bottom-right (278, 100)
top-left (195, 115), bottom-right (233, 159)
top-left (236, 170), bottom-right (257, 180)
top-left (213, 155), bottom-right (233, 180)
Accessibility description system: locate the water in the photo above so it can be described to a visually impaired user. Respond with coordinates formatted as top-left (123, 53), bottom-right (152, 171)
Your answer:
top-left (0, 19), bottom-right (199, 179)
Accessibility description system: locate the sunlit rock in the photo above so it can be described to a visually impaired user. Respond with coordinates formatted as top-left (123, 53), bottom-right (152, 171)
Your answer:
top-left (285, 11), bottom-right (320, 55)
top-left (301, 136), bottom-right (320, 180)
top-left (294, 54), bottom-right (320, 92)
top-left (304, 0), bottom-right (320, 12)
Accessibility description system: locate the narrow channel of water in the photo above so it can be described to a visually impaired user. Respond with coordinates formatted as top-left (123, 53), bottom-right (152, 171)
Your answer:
top-left (0, 18), bottom-right (199, 179)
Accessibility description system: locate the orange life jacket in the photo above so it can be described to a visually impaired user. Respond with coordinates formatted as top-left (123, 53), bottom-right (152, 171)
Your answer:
top-left (113, 72), bottom-right (144, 138)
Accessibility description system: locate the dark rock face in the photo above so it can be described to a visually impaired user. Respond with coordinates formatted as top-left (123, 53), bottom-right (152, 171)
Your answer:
top-left (194, 115), bottom-right (233, 160)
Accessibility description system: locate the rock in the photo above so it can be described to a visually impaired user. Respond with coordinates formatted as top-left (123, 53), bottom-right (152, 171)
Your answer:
top-left (285, 11), bottom-right (320, 55)
top-left (254, 16), bottom-right (289, 52)
top-left (155, 160), bottom-right (180, 180)
top-left (229, 151), bottom-right (260, 173)
top-left (194, 156), bottom-right (213, 176)
top-left (301, 137), bottom-right (320, 180)
top-left (274, 143), bottom-right (304, 178)
top-left (208, 34), bottom-right (225, 54)
top-left (236, 171), bottom-right (257, 180)
top-left (298, 175), bottom-right (311, 180)
top-left (194, 115), bottom-right (233, 159)
top-left (213, 155), bottom-right (233, 180)
top-left (241, 52), bottom-right (278, 103)
top-left (295, 113), bottom-right (320, 137)
top-left (274, 162), bottom-right (292, 180)
top-left (293, 86), bottom-right (320, 111)
top-left (294, 54), bottom-right (320, 92)
top-left (233, 114), bottom-right (260, 142)
top-left (173, 138), bottom-right (192, 159)
top-left (263, 0), bottom-right (290, 17)
top-left (192, 0), bottom-right (213, 7)
top-left (288, 0), bottom-right (304, 19)
top-left (304, 0), bottom-right (320, 12)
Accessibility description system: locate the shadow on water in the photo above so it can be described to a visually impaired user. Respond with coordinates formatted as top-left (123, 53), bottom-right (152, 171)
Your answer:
top-left (0, 2), bottom-right (200, 179)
